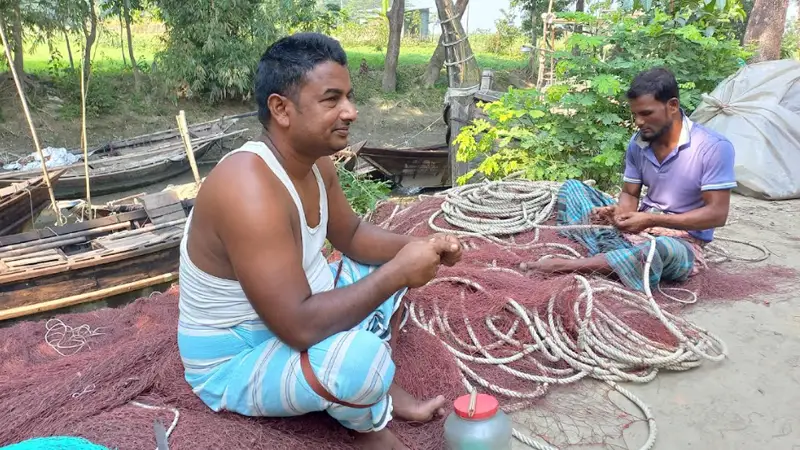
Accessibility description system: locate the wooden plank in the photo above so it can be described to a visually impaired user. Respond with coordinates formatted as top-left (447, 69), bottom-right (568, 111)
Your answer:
top-left (141, 191), bottom-right (181, 210)
top-left (0, 239), bottom-right (180, 284)
top-left (0, 222), bottom-right (132, 253)
top-left (0, 272), bottom-right (179, 321)
top-left (5, 253), bottom-right (64, 267)
top-left (0, 209), bottom-right (147, 247)
top-left (0, 245), bottom-right (181, 313)
top-left (0, 237), bottom-right (87, 258)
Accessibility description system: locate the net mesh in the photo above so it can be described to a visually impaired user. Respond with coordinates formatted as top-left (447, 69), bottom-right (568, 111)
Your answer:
top-left (0, 193), bottom-right (794, 450)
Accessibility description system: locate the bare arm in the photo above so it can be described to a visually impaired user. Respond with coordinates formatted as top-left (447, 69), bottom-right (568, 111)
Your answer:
top-left (648, 190), bottom-right (731, 230)
top-left (214, 157), bottom-right (409, 351)
top-left (617, 182), bottom-right (642, 214)
top-left (319, 157), bottom-right (418, 265)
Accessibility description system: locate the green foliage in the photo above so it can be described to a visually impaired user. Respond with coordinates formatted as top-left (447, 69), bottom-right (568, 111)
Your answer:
top-left (487, 9), bottom-right (525, 56)
top-left (336, 165), bottom-right (390, 216)
top-left (455, 11), bottom-right (750, 189)
top-left (154, 0), bottom-right (327, 102)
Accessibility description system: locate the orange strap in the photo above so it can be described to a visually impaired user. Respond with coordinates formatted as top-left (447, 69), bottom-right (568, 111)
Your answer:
top-left (299, 350), bottom-right (379, 409)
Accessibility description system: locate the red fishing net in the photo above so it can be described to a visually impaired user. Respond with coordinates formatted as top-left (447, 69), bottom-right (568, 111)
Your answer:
top-left (0, 194), bottom-right (793, 450)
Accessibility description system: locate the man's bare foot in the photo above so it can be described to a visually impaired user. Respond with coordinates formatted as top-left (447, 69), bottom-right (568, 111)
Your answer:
top-left (389, 383), bottom-right (447, 422)
top-left (353, 429), bottom-right (409, 450)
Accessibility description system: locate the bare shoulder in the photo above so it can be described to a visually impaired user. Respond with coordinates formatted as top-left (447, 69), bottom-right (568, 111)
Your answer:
top-left (187, 151), bottom-right (296, 278)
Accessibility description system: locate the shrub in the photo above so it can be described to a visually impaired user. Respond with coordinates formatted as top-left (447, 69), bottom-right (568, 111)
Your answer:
top-left (455, 11), bottom-right (750, 189)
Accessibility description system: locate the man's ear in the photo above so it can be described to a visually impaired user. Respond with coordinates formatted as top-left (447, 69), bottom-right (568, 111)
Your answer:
top-left (267, 93), bottom-right (292, 128)
top-left (667, 98), bottom-right (680, 115)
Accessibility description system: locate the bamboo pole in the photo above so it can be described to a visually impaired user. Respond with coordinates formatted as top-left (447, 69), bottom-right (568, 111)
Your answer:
top-left (0, 272), bottom-right (178, 321)
top-left (80, 51), bottom-right (93, 220)
top-left (176, 110), bottom-right (202, 186)
top-left (0, 19), bottom-right (62, 225)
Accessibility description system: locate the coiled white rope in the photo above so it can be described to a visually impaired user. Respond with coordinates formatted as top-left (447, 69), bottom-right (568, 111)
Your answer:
top-left (380, 179), bottom-right (761, 450)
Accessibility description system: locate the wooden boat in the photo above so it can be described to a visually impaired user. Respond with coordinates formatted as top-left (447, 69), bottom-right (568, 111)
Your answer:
top-left (0, 169), bottom-right (66, 236)
top-left (0, 113), bottom-right (250, 200)
top-left (0, 191), bottom-right (194, 321)
top-left (356, 143), bottom-right (450, 189)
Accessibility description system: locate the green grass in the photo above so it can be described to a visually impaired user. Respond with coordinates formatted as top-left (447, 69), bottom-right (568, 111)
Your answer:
top-left (6, 28), bottom-right (527, 121)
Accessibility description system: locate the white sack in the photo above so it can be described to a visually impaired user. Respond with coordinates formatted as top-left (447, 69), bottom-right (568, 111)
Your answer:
top-left (2, 147), bottom-right (81, 172)
top-left (690, 59), bottom-right (800, 200)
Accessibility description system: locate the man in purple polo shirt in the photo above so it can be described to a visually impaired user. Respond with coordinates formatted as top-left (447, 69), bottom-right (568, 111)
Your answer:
top-left (529, 68), bottom-right (736, 291)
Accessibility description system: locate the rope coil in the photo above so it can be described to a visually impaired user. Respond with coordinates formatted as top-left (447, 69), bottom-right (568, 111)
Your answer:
top-left (380, 179), bottom-right (760, 450)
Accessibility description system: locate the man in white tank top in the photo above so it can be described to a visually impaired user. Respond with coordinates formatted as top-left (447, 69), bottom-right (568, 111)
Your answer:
top-left (177, 33), bottom-right (462, 449)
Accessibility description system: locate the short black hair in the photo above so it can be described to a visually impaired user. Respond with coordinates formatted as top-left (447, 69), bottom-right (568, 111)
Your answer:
top-left (255, 33), bottom-right (348, 126)
top-left (626, 68), bottom-right (679, 103)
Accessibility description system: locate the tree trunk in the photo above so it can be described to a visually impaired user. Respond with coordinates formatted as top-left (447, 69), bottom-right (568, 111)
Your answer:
top-left (743, 0), bottom-right (789, 62)
top-left (82, 1), bottom-right (98, 81)
top-left (63, 28), bottom-right (75, 70)
top-left (124, 0), bottom-right (141, 88)
top-left (434, 0), bottom-right (480, 89)
top-left (422, 0), bottom-right (468, 88)
top-left (381, 0), bottom-right (405, 92)
top-left (12, 0), bottom-right (23, 76)
top-left (119, 10), bottom-right (127, 67)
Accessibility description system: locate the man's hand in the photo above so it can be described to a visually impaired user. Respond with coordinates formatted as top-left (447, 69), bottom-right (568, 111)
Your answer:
top-left (392, 238), bottom-right (459, 288)
top-left (614, 212), bottom-right (654, 234)
top-left (429, 233), bottom-right (462, 266)
top-left (591, 205), bottom-right (618, 224)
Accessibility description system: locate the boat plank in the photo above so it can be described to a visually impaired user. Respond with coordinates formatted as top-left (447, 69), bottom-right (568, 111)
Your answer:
top-left (0, 209), bottom-right (147, 247)
top-left (0, 245), bottom-right (180, 310)
top-left (0, 239), bottom-right (180, 284)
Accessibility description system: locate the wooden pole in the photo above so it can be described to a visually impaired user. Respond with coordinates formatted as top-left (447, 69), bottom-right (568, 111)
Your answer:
top-left (0, 19), bottom-right (63, 225)
top-left (80, 53), bottom-right (93, 219)
top-left (0, 272), bottom-right (178, 321)
top-left (176, 110), bottom-right (202, 186)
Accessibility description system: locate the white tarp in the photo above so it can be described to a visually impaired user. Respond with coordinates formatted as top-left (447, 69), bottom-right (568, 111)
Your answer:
top-left (690, 59), bottom-right (800, 200)
top-left (2, 147), bottom-right (81, 172)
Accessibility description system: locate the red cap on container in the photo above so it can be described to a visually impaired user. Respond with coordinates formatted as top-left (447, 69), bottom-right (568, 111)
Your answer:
top-left (453, 393), bottom-right (499, 420)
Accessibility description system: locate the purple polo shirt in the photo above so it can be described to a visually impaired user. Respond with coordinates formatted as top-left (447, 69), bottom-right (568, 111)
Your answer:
top-left (622, 115), bottom-right (736, 242)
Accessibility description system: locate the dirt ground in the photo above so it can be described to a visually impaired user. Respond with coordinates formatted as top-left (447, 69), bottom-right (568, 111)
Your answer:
top-left (0, 93), bottom-right (446, 164)
top-left (512, 195), bottom-right (800, 450)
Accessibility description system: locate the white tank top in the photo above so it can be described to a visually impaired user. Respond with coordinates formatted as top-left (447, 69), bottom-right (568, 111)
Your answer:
top-left (178, 141), bottom-right (335, 328)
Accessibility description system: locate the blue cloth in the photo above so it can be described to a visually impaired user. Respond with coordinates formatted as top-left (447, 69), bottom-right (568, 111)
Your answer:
top-left (177, 256), bottom-right (407, 433)
top-left (2, 437), bottom-right (108, 450)
top-left (557, 180), bottom-right (695, 291)
top-left (623, 114), bottom-right (736, 242)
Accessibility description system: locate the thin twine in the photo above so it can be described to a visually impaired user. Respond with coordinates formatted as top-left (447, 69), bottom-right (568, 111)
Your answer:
top-left (378, 178), bottom-right (767, 450)
top-left (44, 319), bottom-right (106, 357)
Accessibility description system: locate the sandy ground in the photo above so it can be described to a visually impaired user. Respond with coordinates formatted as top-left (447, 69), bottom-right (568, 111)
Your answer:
top-left (511, 195), bottom-right (800, 450)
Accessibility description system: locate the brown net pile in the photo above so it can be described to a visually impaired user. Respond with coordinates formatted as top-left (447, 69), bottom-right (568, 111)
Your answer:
top-left (1, 181), bottom-right (793, 450)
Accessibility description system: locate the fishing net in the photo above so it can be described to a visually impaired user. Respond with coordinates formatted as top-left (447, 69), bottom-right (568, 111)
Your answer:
top-left (0, 180), bottom-right (793, 450)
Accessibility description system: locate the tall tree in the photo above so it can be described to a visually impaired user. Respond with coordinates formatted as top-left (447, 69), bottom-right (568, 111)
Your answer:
top-left (80, 0), bottom-right (98, 77)
top-left (422, 0), bottom-right (467, 88)
top-left (381, 0), bottom-right (404, 92)
top-left (743, 0), bottom-right (789, 62)
top-left (123, 0), bottom-right (140, 87)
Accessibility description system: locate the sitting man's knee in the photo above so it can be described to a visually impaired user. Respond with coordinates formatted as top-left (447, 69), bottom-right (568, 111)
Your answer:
top-left (333, 330), bottom-right (395, 403)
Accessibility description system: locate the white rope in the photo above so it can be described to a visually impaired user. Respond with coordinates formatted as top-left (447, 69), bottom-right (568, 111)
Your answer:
top-left (45, 319), bottom-right (106, 357)
top-left (130, 400), bottom-right (180, 450)
top-left (382, 179), bottom-right (759, 450)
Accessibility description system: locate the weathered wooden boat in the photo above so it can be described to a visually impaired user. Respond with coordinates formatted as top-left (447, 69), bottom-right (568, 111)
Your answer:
top-left (356, 142), bottom-right (450, 189)
top-left (0, 169), bottom-right (66, 236)
top-left (0, 191), bottom-right (194, 321)
top-left (0, 113), bottom-right (250, 200)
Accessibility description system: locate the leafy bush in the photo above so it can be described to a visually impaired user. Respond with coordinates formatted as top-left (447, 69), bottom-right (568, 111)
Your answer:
top-left (154, 0), bottom-right (337, 102)
top-left (337, 165), bottom-right (391, 216)
top-left (455, 11), bottom-right (749, 189)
